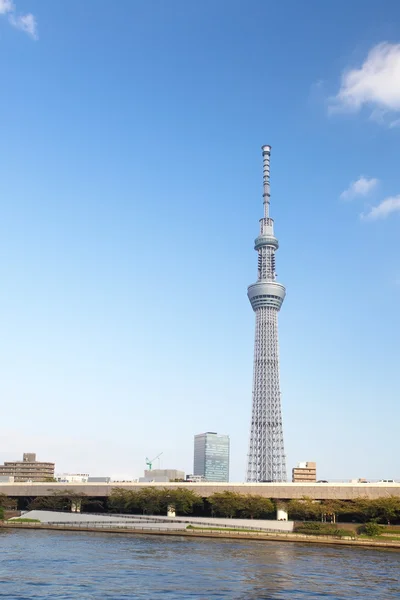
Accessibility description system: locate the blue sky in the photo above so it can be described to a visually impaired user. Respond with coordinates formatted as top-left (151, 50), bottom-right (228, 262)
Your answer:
top-left (0, 0), bottom-right (399, 481)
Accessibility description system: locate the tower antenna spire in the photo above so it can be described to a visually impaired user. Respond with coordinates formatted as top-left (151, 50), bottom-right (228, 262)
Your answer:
top-left (261, 144), bottom-right (271, 218)
top-left (246, 144), bottom-right (287, 483)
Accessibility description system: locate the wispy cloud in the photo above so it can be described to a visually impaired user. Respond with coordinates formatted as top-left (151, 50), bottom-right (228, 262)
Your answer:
top-left (330, 42), bottom-right (400, 123)
top-left (340, 176), bottom-right (378, 200)
top-left (361, 195), bottom-right (400, 220)
top-left (9, 12), bottom-right (37, 39)
top-left (0, 0), bottom-right (14, 15)
top-left (0, 0), bottom-right (37, 39)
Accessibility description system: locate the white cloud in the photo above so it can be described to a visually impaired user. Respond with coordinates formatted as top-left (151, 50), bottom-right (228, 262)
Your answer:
top-left (9, 12), bottom-right (37, 40)
top-left (361, 195), bottom-right (400, 220)
top-left (330, 42), bottom-right (400, 119)
top-left (340, 176), bottom-right (378, 200)
top-left (0, 0), bottom-right (14, 14)
top-left (0, 0), bottom-right (37, 39)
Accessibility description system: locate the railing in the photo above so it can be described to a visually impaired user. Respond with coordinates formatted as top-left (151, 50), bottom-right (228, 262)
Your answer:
top-left (0, 522), bottom-right (361, 540)
top-left (4, 520), bottom-right (289, 534)
top-left (1, 521), bottom-right (286, 534)
top-left (4, 522), bottom-right (400, 546)
top-left (106, 513), bottom-right (290, 533)
top-left (3, 521), bottom-right (185, 532)
top-left (20, 510), bottom-right (290, 533)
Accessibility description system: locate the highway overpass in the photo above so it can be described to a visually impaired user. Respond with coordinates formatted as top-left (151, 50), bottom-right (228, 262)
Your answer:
top-left (1, 481), bottom-right (399, 501)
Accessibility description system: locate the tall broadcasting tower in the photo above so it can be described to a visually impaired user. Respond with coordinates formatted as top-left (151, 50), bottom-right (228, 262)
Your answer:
top-left (246, 145), bottom-right (287, 483)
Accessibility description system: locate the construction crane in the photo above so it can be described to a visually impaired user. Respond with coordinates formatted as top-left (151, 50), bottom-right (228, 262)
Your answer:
top-left (145, 452), bottom-right (163, 471)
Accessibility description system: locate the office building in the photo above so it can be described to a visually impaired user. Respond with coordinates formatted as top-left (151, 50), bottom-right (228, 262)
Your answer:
top-left (193, 432), bottom-right (229, 482)
top-left (247, 145), bottom-right (287, 482)
top-left (0, 453), bottom-right (55, 482)
top-left (292, 462), bottom-right (317, 483)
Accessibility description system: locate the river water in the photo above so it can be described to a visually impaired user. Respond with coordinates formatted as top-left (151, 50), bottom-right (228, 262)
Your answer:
top-left (0, 530), bottom-right (399, 599)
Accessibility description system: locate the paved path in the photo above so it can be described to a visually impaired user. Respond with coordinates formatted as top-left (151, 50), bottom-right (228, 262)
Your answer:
top-left (13, 511), bottom-right (187, 530)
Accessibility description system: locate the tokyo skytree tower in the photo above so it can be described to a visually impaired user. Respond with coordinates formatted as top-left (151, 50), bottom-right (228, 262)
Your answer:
top-left (246, 145), bottom-right (287, 483)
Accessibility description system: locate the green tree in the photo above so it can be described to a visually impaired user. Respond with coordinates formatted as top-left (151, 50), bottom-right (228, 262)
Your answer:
top-left (27, 490), bottom-right (87, 512)
top-left (161, 488), bottom-right (202, 515)
top-left (0, 506), bottom-right (4, 520)
top-left (28, 496), bottom-right (65, 511)
top-left (342, 498), bottom-right (376, 523)
top-left (240, 495), bottom-right (274, 519)
top-left (136, 488), bottom-right (163, 515)
top-left (373, 496), bottom-right (400, 525)
top-left (108, 489), bottom-right (141, 513)
top-left (0, 493), bottom-right (17, 511)
top-left (287, 497), bottom-right (321, 521)
top-left (357, 522), bottom-right (383, 537)
top-left (208, 492), bottom-right (243, 518)
top-left (320, 500), bottom-right (344, 524)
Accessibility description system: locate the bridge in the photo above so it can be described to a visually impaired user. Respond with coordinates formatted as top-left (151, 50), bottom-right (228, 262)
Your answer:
top-left (1, 481), bottom-right (399, 501)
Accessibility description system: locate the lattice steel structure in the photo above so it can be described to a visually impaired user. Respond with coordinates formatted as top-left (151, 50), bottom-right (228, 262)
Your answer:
top-left (246, 145), bottom-right (287, 482)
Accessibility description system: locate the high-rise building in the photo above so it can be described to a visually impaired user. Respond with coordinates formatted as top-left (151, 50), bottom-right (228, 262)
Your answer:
top-left (246, 145), bottom-right (287, 483)
top-left (193, 432), bottom-right (229, 482)
top-left (292, 462), bottom-right (317, 483)
top-left (0, 453), bottom-right (55, 482)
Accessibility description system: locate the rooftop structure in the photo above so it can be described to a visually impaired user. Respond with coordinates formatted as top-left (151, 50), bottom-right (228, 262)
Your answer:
top-left (140, 469), bottom-right (185, 483)
top-left (186, 474), bottom-right (206, 483)
top-left (246, 145), bottom-right (287, 483)
top-left (0, 453), bottom-right (54, 482)
top-left (56, 474), bottom-right (89, 483)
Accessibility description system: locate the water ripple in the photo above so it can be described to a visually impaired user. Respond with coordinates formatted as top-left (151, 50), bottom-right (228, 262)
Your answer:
top-left (0, 530), bottom-right (399, 599)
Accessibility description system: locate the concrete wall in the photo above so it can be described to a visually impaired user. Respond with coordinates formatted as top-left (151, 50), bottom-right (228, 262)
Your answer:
top-left (0, 481), bottom-right (399, 500)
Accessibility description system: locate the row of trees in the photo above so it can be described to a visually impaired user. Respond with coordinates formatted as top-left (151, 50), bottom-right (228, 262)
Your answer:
top-left (109, 487), bottom-right (202, 516)
top-left (0, 494), bottom-right (17, 511)
top-left (109, 490), bottom-right (400, 524)
top-left (109, 489), bottom-right (275, 519)
top-left (287, 496), bottom-right (400, 525)
top-left (26, 490), bottom-right (104, 513)
top-left (2, 490), bottom-right (400, 524)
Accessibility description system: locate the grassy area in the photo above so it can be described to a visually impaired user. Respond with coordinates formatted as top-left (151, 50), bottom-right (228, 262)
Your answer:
top-left (186, 525), bottom-right (270, 533)
top-left (357, 534), bottom-right (400, 542)
top-left (381, 527), bottom-right (400, 534)
top-left (294, 522), bottom-right (353, 537)
top-left (9, 518), bottom-right (41, 523)
top-left (186, 525), bottom-right (400, 544)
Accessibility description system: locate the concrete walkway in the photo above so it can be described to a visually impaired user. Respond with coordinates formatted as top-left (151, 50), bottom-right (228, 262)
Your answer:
top-left (13, 511), bottom-right (187, 531)
top-left (14, 511), bottom-right (293, 532)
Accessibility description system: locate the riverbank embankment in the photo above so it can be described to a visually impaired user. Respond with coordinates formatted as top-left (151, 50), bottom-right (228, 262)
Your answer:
top-left (2, 522), bottom-right (400, 550)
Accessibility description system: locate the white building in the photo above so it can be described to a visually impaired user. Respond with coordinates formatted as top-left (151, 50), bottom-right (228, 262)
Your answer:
top-left (55, 473), bottom-right (89, 483)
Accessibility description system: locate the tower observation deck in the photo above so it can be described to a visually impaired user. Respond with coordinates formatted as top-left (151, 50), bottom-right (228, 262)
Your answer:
top-left (246, 145), bottom-right (287, 482)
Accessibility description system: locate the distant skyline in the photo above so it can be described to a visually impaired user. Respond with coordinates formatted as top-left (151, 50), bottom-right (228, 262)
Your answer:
top-left (1, 1), bottom-right (399, 481)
